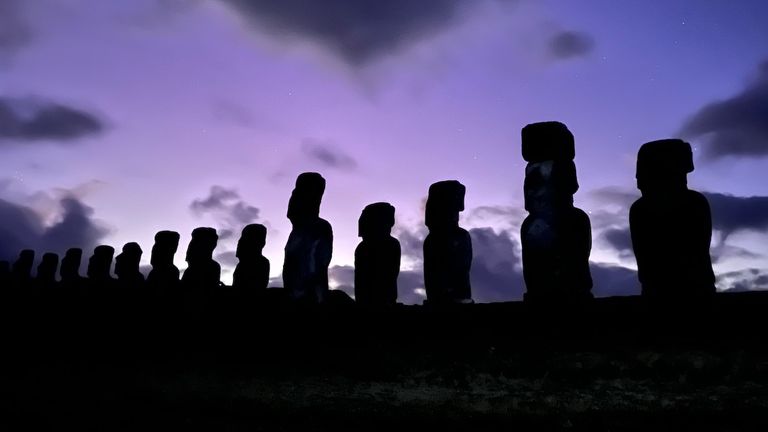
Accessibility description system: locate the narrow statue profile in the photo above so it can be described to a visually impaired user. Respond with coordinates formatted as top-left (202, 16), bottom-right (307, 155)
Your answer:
top-left (423, 180), bottom-right (473, 305)
top-left (283, 172), bottom-right (333, 304)
top-left (233, 224), bottom-right (270, 293)
top-left (630, 139), bottom-right (716, 300)
top-left (354, 202), bottom-right (400, 306)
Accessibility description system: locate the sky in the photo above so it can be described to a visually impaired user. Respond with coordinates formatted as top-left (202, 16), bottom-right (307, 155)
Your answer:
top-left (1, 0), bottom-right (767, 303)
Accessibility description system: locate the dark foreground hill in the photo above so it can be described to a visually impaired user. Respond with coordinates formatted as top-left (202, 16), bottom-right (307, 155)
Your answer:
top-left (3, 291), bottom-right (768, 431)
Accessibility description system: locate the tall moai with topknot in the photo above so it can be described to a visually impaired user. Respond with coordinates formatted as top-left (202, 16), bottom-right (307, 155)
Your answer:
top-left (630, 139), bottom-right (715, 300)
top-left (181, 227), bottom-right (221, 291)
top-left (232, 224), bottom-right (270, 293)
top-left (35, 253), bottom-right (60, 291)
top-left (355, 202), bottom-right (401, 306)
top-left (115, 242), bottom-right (145, 290)
top-left (423, 180), bottom-right (473, 305)
top-left (520, 121), bottom-right (593, 303)
top-left (147, 230), bottom-right (181, 292)
top-left (283, 172), bottom-right (333, 304)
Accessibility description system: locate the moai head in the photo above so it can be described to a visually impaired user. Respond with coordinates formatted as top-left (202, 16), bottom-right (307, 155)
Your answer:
top-left (359, 202), bottom-right (395, 239)
top-left (37, 253), bottom-right (59, 282)
top-left (115, 242), bottom-right (142, 278)
top-left (12, 249), bottom-right (35, 278)
top-left (236, 224), bottom-right (267, 260)
top-left (636, 139), bottom-right (693, 196)
top-left (287, 172), bottom-right (325, 225)
top-left (425, 180), bottom-right (465, 231)
top-left (60, 248), bottom-right (83, 281)
top-left (521, 122), bottom-right (579, 215)
top-left (87, 245), bottom-right (114, 280)
top-left (151, 230), bottom-right (180, 267)
top-left (185, 227), bottom-right (218, 265)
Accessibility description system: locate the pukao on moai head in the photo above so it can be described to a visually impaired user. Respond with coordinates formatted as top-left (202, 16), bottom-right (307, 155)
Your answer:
top-left (36, 252), bottom-right (59, 287)
top-left (355, 202), bottom-right (400, 306)
top-left (233, 224), bottom-right (270, 292)
top-left (88, 245), bottom-right (114, 279)
top-left (520, 121), bottom-right (593, 303)
top-left (423, 180), bottom-right (473, 305)
top-left (630, 139), bottom-right (715, 299)
top-left (115, 242), bottom-right (145, 286)
top-left (147, 230), bottom-right (180, 287)
top-left (182, 227), bottom-right (221, 290)
top-left (283, 172), bottom-right (333, 304)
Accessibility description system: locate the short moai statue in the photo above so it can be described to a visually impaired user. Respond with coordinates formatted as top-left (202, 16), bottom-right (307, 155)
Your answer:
top-left (146, 230), bottom-right (181, 292)
top-left (630, 139), bottom-right (715, 300)
top-left (11, 249), bottom-right (35, 290)
top-left (181, 227), bottom-right (221, 291)
top-left (520, 121), bottom-right (593, 303)
top-left (60, 248), bottom-right (84, 291)
top-left (354, 202), bottom-right (400, 306)
top-left (87, 245), bottom-right (115, 289)
top-left (115, 242), bottom-right (145, 289)
top-left (232, 224), bottom-right (270, 293)
top-left (423, 181), bottom-right (473, 305)
top-left (35, 252), bottom-right (60, 290)
top-left (283, 172), bottom-right (333, 304)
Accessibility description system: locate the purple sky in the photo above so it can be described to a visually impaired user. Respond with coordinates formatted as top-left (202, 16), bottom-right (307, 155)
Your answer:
top-left (2, 0), bottom-right (767, 302)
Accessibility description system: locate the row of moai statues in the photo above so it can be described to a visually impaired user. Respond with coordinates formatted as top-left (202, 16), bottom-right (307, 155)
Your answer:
top-left (0, 121), bottom-right (717, 305)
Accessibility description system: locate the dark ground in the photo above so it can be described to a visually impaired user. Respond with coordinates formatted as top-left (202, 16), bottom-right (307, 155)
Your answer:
top-left (3, 291), bottom-right (768, 431)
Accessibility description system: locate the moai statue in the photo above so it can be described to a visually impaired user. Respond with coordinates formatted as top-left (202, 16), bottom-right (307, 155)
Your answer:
top-left (115, 242), bottom-right (145, 289)
top-left (0, 260), bottom-right (10, 290)
top-left (282, 172), bottom-right (333, 304)
top-left (354, 202), bottom-right (400, 306)
top-left (35, 252), bottom-right (60, 290)
top-left (630, 139), bottom-right (715, 300)
top-left (423, 181), bottom-right (473, 305)
top-left (232, 224), bottom-right (270, 293)
top-left (87, 245), bottom-right (115, 288)
top-left (146, 230), bottom-right (181, 291)
top-left (520, 121), bottom-right (593, 303)
top-left (181, 227), bottom-right (221, 291)
top-left (60, 248), bottom-right (84, 291)
top-left (11, 249), bottom-right (35, 290)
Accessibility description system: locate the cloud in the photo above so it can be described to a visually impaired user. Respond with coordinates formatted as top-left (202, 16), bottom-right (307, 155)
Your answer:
top-left (190, 186), bottom-right (261, 235)
top-left (0, 0), bottom-right (33, 63)
top-left (599, 227), bottom-right (633, 259)
top-left (589, 263), bottom-right (639, 297)
top-left (0, 195), bottom-right (109, 262)
top-left (0, 97), bottom-right (104, 143)
top-left (549, 31), bottom-right (594, 59)
top-left (717, 268), bottom-right (768, 292)
top-left (301, 139), bottom-right (357, 171)
top-left (703, 192), bottom-right (768, 239)
top-left (680, 60), bottom-right (768, 159)
top-left (468, 227), bottom-right (525, 302)
top-left (218, 0), bottom-right (478, 65)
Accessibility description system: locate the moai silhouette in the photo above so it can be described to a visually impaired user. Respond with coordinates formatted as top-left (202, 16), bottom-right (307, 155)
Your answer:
top-left (87, 245), bottom-right (115, 289)
top-left (115, 242), bottom-right (145, 289)
top-left (11, 249), bottom-right (35, 290)
top-left (181, 227), bottom-right (221, 291)
top-left (423, 181), bottom-right (473, 305)
top-left (60, 248), bottom-right (84, 291)
top-left (520, 121), bottom-right (593, 303)
top-left (283, 172), bottom-right (333, 304)
top-left (354, 202), bottom-right (400, 306)
top-left (35, 252), bottom-right (59, 290)
top-left (630, 139), bottom-right (716, 300)
top-left (232, 224), bottom-right (270, 293)
top-left (147, 230), bottom-right (181, 292)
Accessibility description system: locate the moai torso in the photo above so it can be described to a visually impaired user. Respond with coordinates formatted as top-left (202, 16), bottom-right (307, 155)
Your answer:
top-left (60, 248), bottom-right (83, 291)
top-left (87, 245), bottom-right (116, 296)
top-left (630, 140), bottom-right (715, 299)
top-left (181, 227), bottom-right (221, 292)
top-left (520, 122), bottom-right (593, 303)
top-left (423, 181), bottom-right (473, 305)
top-left (354, 202), bottom-right (401, 306)
top-left (283, 172), bottom-right (333, 304)
top-left (12, 249), bottom-right (35, 290)
top-left (233, 224), bottom-right (270, 292)
top-left (36, 253), bottom-right (60, 290)
top-left (115, 242), bottom-right (145, 289)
